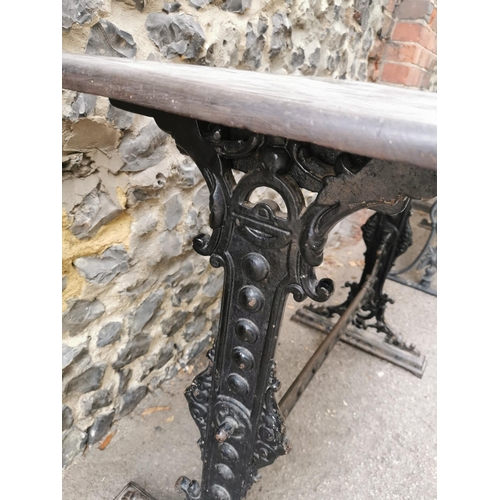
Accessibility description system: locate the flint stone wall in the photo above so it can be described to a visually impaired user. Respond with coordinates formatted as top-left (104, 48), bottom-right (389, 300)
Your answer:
top-left (62, 0), bottom-right (408, 468)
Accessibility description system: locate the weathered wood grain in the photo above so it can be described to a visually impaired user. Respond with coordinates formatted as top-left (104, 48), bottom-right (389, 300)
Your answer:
top-left (62, 53), bottom-right (437, 170)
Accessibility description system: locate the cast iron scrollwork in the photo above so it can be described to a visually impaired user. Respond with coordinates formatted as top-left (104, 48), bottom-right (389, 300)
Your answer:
top-left (253, 362), bottom-right (290, 469)
top-left (184, 348), bottom-right (215, 450)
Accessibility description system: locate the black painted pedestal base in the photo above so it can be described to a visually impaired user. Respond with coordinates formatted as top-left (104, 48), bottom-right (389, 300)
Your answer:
top-left (107, 99), bottom-right (436, 500)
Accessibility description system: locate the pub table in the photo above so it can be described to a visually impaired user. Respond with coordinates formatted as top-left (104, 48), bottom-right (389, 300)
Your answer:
top-left (62, 53), bottom-right (437, 500)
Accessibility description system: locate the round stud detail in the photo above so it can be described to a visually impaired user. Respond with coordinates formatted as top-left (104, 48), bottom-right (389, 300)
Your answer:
top-left (211, 484), bottom-right (231, 500)
top-left (215, 463), bottom-right (235, 482)
top-left (259, 146), bottom-right (290, 173)
top-left (241, 253), bottom-right (270, 282)
top-left (238, 286), bottom-right (264, 312)
top-left (232, 346), bottom-right (255, 371)
top-left (235, 319), bottom-right (259, 344)
top-left (219, 443), bottom-right (239, 463)
top-left (228, 373), bottom-right (249, 395)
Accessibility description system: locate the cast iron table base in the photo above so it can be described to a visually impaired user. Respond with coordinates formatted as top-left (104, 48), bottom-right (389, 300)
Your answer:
top-left (106, 101), bottom-right (436, 500)
top-left (293, 201), bottom-right (428, 378)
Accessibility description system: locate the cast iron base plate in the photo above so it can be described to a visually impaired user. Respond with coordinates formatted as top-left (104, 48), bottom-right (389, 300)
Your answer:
top-left (291, 307), bottom-right (427, 378)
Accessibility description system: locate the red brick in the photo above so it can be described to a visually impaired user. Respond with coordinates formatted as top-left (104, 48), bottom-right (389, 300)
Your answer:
top-left (380, 62), bottom-right (427, 88)
top-left (417, 47), bottom-right (437, 70)
top-left (427, 29), bottom-right (437, 54)
top-left (393, 22), bottom-right (422, 42)
top-left (393, 21), bottom-right (437, 54)
top-left (384, 42), bottom-right (423, 65)
top-left (429, 7), bottom-right (437, 32)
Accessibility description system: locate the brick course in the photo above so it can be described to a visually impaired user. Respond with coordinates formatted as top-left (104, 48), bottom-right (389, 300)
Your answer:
top-left (380, 62), bottom-right (427, 87)
top-left (418, 47), bottom-right (436, 69)
top-left (384, 42), bottom-right (423, 65)
top-left (393, 21), bottom-right (437, 54)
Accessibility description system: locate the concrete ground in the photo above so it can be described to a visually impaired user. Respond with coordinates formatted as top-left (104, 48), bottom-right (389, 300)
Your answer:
top-left (62, 209), bottom-right (437, 500)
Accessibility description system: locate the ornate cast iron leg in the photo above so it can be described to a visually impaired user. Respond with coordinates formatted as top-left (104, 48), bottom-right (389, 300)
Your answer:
top-left (110, 100), bottom-right (437, 500)
top-left (302, 202), bottom-right (428, 376)
top-left (315, 203), bottom-right (414, 345)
